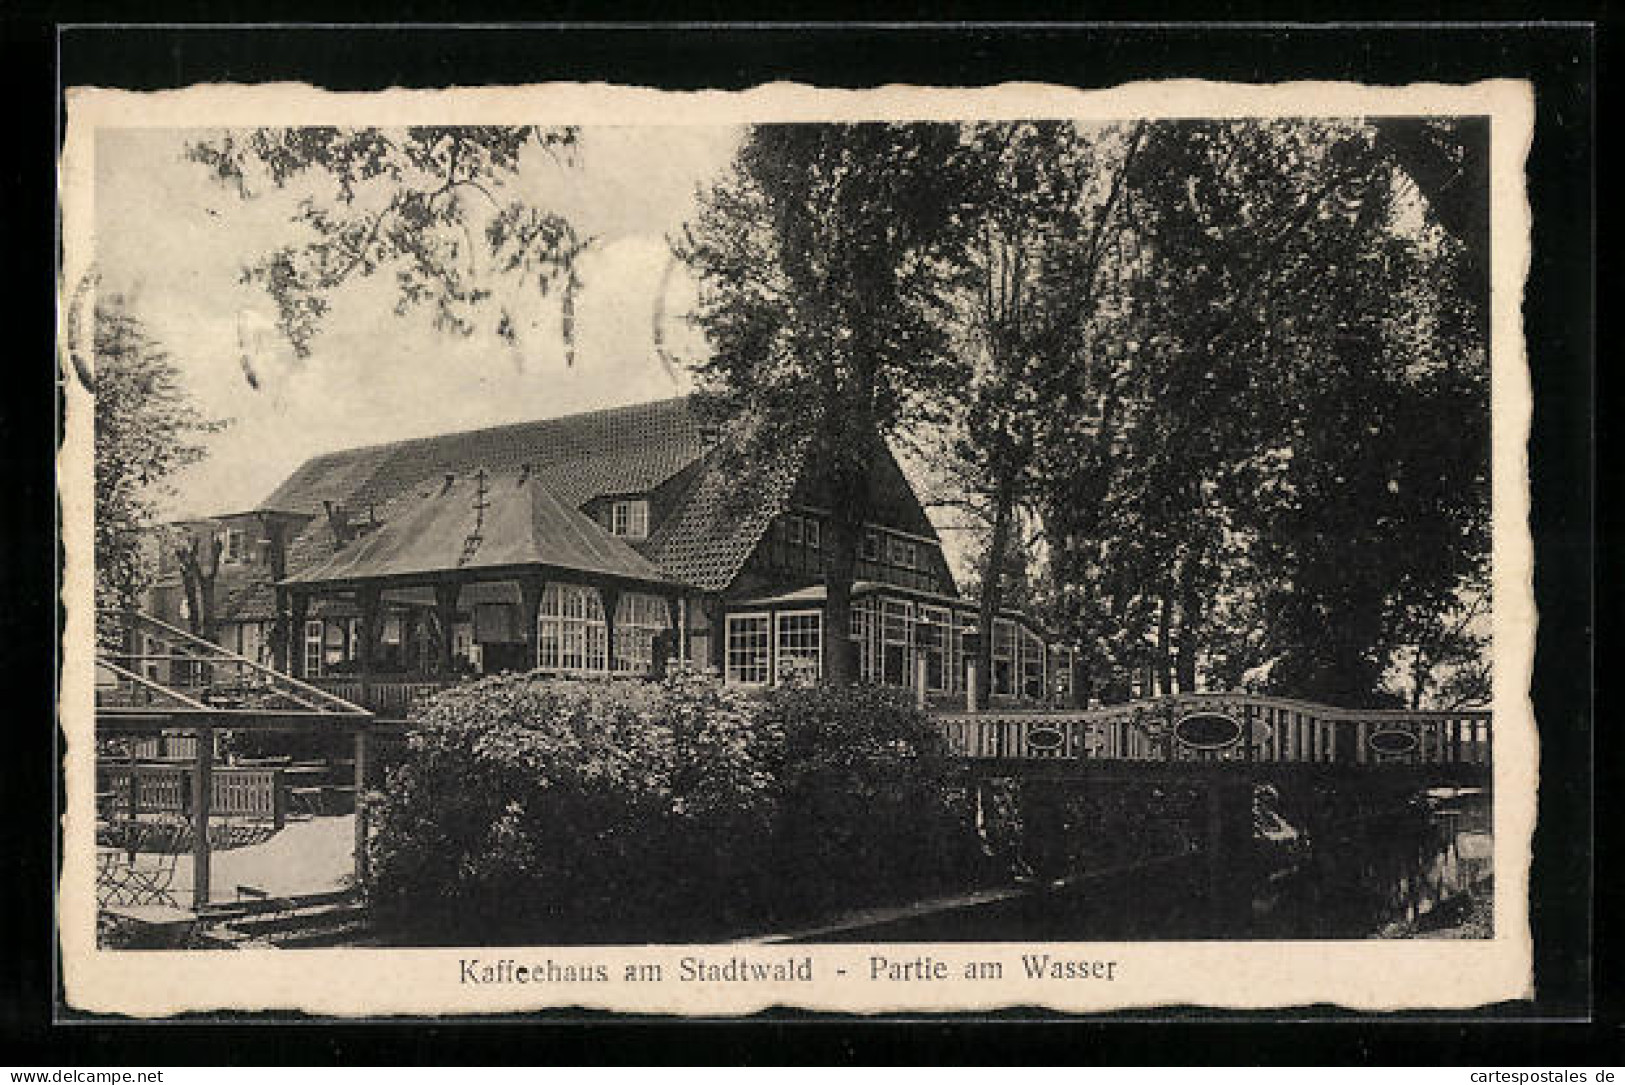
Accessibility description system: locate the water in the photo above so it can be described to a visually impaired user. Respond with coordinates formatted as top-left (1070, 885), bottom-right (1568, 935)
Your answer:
top-left (796, 787), bottom-right (1493, 942)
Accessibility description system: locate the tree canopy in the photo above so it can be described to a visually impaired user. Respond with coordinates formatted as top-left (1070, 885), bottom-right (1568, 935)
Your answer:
top-left (93, 297), bottom-right (225, 634)
top-left (681, 116), bottom-right (1490, 706)
top-left (679, 123), bottom-right (982, 683)
top-left (188, 126), bottom-right (586, 361)
top-left (1033, 118), bottom-right (1490, 706)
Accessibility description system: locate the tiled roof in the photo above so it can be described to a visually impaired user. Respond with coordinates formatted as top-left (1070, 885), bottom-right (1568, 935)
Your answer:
top-left (260, 396), bottom-right (706, 517)
top-left (226, 394), bottom-right (942, 607)
top-left (282, 472), bottom-right (672, 588)
top-left (643, 445), bottom-right (804, 592)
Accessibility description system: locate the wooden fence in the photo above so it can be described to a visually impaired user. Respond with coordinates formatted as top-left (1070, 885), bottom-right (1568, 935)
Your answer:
top-left (309, 678), bottom-right (449, 720)
top-left (937, 692), bottom-right (1491, 768)
top-left (101, 764), bottom-right (286, 827)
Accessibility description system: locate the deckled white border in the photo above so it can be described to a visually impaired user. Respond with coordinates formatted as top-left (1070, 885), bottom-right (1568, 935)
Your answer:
top-left (58, 78), bottom-right (1536, 1017)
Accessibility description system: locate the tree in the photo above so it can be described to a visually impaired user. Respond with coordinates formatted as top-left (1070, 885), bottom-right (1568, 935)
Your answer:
top-left (934, 121), bottom-right (1145, 704)
top-left (678, 123), bottom-right (980, 684)
top-left (188, 126), bottom-right (586, 361)
top-left (1038, 118), bottom-right (1489, 706)
top-left (172, 527), bottom-right (224, 641)
top-left (93, 298), bottom-right (225, 641)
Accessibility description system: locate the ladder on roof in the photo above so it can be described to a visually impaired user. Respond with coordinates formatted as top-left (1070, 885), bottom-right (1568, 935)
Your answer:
top-left (457, 469), bottom-right (490, 567)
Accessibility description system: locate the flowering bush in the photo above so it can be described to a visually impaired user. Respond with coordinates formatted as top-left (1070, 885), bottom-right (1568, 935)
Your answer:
top-left (366, 671), bottom-right (978, 942)
top-left (754, 683), bottom-right (977, 920)
top-left (366, 669), bottom-right (775, 943)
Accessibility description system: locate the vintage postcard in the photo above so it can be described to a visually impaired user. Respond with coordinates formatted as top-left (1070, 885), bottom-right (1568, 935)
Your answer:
top-left (58, 77), bottom-right (1535, 1016)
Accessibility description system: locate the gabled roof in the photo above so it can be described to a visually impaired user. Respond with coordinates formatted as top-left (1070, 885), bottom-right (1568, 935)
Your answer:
top-left (201, 393), bottom-right (950, 616)
top-left (260, 396), bottom-right (706, 517)
top-left (643, 445), bottom-right (804, 592)
top-left (281, 472), bottom-right (672, 589)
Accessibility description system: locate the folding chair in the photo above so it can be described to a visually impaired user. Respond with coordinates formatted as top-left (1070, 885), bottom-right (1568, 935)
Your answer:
top-left (120, 821), bottom-right (188, 908)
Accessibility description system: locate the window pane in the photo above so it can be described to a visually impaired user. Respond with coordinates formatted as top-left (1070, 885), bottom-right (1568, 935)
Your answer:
top-left (614, 592), bottom-right (671, 673)
top-left (775, 611), bottom-right (822, 683)
top-left (726, 615), bottom-right (771, 684)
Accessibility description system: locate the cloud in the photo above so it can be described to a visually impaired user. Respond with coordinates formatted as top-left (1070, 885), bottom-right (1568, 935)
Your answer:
top-left (96, 126), bottom-right (735, 518)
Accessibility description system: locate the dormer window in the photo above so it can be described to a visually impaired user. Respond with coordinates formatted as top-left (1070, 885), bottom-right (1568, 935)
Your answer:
top-left (610, 499), bottom-right (649, 540)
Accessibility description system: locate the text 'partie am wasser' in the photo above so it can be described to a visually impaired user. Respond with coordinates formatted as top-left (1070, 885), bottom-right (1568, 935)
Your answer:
top-left (459, 954), bottom-right (1119, 986)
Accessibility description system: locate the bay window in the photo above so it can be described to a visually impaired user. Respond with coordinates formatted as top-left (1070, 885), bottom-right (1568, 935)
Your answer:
top-left (538, 584), bottom-right (608, 674)
top-left (614, 592), bottom-right (672, 674)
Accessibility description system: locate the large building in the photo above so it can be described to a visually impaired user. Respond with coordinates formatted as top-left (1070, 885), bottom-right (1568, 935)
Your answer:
top-left (142, 396), bottom-right (1071, 715)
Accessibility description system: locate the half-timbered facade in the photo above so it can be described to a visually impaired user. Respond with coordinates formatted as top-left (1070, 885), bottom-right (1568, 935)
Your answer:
top-left (145, 396), bottom-right (1073, 715)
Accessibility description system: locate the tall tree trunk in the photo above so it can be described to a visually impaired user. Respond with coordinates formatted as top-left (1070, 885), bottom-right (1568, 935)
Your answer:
top-left (821, 451), bottom-right (869, 687)
top-left (1155, 593), bottom-right (1174, 695)
top-left (976, 471), bottom-right (1020, 709)
top-left (1175, 557), bottom-right (1204, 692)
top-left (1175, 611), bottom-right (1198, 692)
top-left (1409, 644), bottom-right (1429, 711)
top-left (177, 533), bottom-right (222, 643)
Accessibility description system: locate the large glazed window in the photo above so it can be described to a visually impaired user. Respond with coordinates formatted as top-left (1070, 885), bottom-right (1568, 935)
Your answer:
top-left (850, 597), bottom-right (876, 683)
top-left (774, 610), bottom-right (822, 683)
top-left (614, 592), bottom-right (671, 674)
top-left (1020, 626), bottom-right (1047, 699)
top-left (725, 614), bottom-right (771, 685)
top-left (881, 598), bottom-right (913, 687)
top-left (303, 619), bottom-right (324, 678)
top-left (917, 605), bottom-right (950, 692)
top-left (992, 618), bottom-right (1017, 697)
top-left (537, 584), bottom-right (608, 673)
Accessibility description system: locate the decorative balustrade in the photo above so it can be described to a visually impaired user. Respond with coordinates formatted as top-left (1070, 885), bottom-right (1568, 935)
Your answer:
top-left (936, 693), bottom-right (1491, 768)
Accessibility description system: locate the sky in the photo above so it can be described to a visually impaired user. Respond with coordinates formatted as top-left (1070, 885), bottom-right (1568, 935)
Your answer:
top-left (94, 125), bottom-right (744, 518)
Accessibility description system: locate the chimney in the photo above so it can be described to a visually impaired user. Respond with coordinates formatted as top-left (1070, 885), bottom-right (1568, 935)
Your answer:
top-left (323, 500), bottom-right (355, 547)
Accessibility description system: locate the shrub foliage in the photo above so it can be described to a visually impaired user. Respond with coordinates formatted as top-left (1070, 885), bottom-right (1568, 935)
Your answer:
top-left (366, 671), bottom-right (975, 943)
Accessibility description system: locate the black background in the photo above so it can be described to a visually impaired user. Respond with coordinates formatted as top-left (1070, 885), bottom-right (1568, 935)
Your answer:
top-left (2, 11), bottom-right (1605, 1065)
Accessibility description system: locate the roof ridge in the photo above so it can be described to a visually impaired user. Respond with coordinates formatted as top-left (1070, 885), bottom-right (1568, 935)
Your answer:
top-left (292, 394), bottom-right (697, 465)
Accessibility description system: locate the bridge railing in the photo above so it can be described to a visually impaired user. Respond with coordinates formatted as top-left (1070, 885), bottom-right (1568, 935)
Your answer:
top-left (936, 692), bottom-right (1491, 768)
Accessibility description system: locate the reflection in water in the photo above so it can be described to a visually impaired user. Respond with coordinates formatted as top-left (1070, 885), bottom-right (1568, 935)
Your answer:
top-left (801, 787), bottom-right (1492, 943)
top-left (1248, 787), bottom-right (1492, 938)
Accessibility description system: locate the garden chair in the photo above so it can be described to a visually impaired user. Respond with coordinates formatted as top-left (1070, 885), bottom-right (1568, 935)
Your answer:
top-left (117, 821), bottom-right (189, 908)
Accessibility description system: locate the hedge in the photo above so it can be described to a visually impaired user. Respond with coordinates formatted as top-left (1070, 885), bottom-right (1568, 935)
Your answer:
top-left (365, 670), bottom-right (978, 943)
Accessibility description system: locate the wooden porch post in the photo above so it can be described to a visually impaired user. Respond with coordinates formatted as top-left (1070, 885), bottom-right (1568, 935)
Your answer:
top-left (664, 595), bottom-right (684, 673)
top-left (358, 585), bottom-right (381, 706)
top-left (707, 597), bottom-right (727, 673)
top-left (271, 587), bottom-right (289, 673)
top-left (434, 581), bottom-right (461, 677)
top-left (517, 574), bottom-right (546, 670)
top-left (191, 721), bottom-right (215, 909)
top-left (287, 591), bottom-right (309, 679)
top-left (600, 585), bottom-right (622, 675)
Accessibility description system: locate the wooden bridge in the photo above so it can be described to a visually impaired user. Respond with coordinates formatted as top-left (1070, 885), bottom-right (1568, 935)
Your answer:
top-left (936, 692), bottom-right (1490, 781)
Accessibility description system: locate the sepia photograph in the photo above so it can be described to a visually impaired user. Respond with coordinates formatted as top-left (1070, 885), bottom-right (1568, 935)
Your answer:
top-left (56, 78), bottom-right (1535, 1015)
